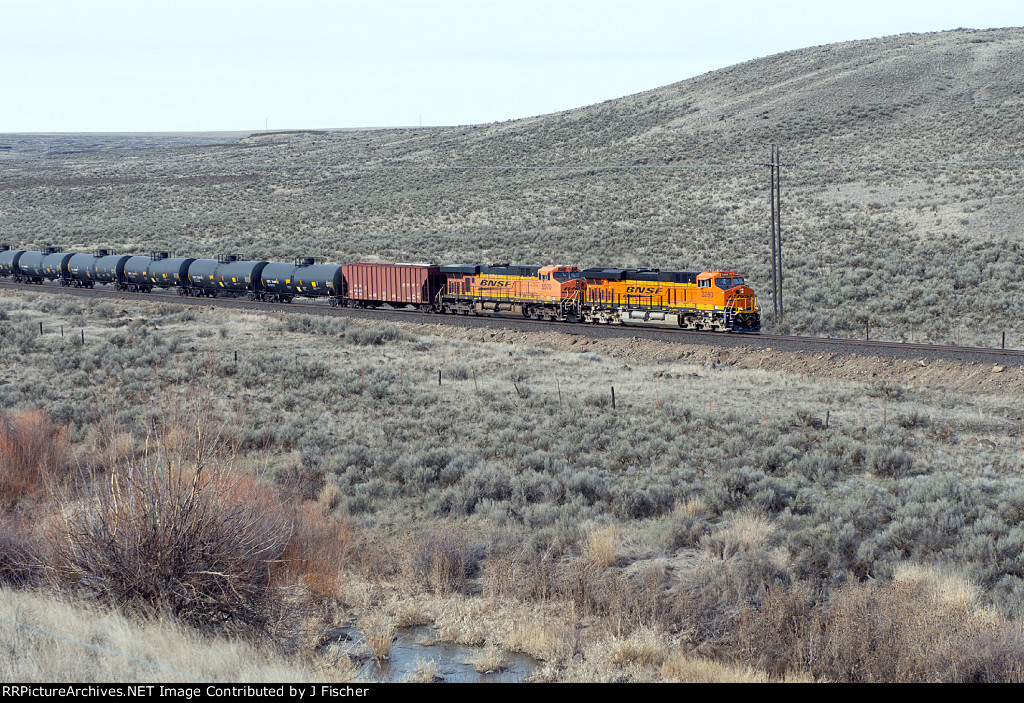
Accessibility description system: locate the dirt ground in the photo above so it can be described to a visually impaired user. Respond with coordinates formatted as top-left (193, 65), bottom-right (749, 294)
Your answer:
top-left (413, 323), bottom-right (1024, 397)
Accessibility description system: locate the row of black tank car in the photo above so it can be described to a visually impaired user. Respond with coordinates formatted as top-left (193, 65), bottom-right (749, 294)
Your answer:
top-left (0, 247), bottom-right (345, 304)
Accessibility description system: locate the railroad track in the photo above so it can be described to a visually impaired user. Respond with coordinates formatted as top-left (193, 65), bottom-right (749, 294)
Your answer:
top-left (2, 279), bottom-right (1022, 366)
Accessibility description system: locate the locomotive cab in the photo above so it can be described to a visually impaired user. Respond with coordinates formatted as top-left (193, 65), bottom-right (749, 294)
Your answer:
top-left (698, 271), bottom-right (760, 330)
top-left (538, 265), bottom-right (584, 297)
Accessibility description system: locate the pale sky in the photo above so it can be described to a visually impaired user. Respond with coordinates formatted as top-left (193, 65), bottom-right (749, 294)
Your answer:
top-left (3, 0), bottom-right (1024, 132)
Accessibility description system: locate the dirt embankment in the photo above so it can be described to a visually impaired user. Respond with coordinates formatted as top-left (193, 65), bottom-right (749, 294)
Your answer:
top-left (417, 324), bottom-right (1024, 397)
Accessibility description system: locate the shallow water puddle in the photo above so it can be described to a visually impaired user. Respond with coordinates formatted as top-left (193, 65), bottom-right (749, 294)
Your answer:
top-left (339, 625), bottom-right (539, 683)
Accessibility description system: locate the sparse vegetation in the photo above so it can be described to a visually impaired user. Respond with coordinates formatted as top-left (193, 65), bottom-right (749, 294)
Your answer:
top-left (4, 26), bottom-right (1024, 681)
top-left (4, 288), bottom-right (1024, 679)
top-left (1, 288), bottom-right (1024, 680)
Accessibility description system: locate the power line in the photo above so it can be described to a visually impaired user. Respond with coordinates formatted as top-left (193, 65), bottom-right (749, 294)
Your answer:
top-left (783, 158), bottom-right (1024, 168)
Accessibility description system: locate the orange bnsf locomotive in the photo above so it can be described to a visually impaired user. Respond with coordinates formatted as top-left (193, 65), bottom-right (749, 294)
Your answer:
top-left (439, 264), bottom-right (584, 321)
top-left (439, 264), bottom-right (759, 332)
top-left (578, 268), bottom-right (760, 332)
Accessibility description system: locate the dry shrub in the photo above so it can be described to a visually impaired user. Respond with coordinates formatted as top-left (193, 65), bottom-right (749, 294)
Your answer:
top-left (484, 550), bottom-right (665, 636)
top-left (403, 524), bottom-right (485, 596)
top-left (48, 460), bottom-right (300, 640)
top-left (280, 500), bottom-right (356, 599)
top-left (0, 509), bottom-right (42, 587)
top-left (738, 571), bottom-right (1024, 682)
top-left (0, 409), bottom-right (69, 508)
top-left (736, 581), bottom-right (816, 678)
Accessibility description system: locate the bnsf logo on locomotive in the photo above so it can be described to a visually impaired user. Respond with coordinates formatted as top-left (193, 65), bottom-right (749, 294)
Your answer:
top-left (480, 279), bottom-right (513, 288)
top-left (625, 286), bottom-right (662, 295)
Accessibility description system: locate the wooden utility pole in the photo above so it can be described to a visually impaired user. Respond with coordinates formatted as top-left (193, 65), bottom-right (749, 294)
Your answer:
top-left (769, 145), bottom-right (778, 321)
top-left (773, 145), bottom-right (784, 321)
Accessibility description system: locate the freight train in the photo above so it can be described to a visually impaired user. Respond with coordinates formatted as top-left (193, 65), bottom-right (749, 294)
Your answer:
top-left (0, 245), bottom-right (760, 332)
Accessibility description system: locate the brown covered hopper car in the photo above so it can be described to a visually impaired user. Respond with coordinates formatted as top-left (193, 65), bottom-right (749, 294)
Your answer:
top-left (341, 262), bottom-right (444, 310)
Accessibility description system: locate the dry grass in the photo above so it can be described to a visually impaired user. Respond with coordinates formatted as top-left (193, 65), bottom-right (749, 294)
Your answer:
top-left (674, 496), bottom-right (707, 520)
top-left (505, 618), bottom-right (579, 665)
top-left (433, 599), bottom-right (488, 647)
top-left (583, 524), bottom-right (618, 569)
top-left (83, 421), bottom-right (136, 472)
top-left (892, 562), bottom-right (980, 612)
top-left (400, 524), bottom-right (484, 597)
top-left (358, 611), bottom-right (396, 662)
top-left (0, 587), bottom-right (320, 682)
top-left (661, 650), bottom-right (811, 683)
top-left (465, 643), bottom-right (510, 673)
top-left (401, 657), bottom-right (441, 683)
top-left (606, 627), bottom-right (667, 669)
top-left (0, 408), bottom-right (69, 509)
top-left (738, 568), bottom-right (1024, 682)
top-left (386, 596), bottom-right (433, 628)
top-left (702, 512), bottom-right (776, 559)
